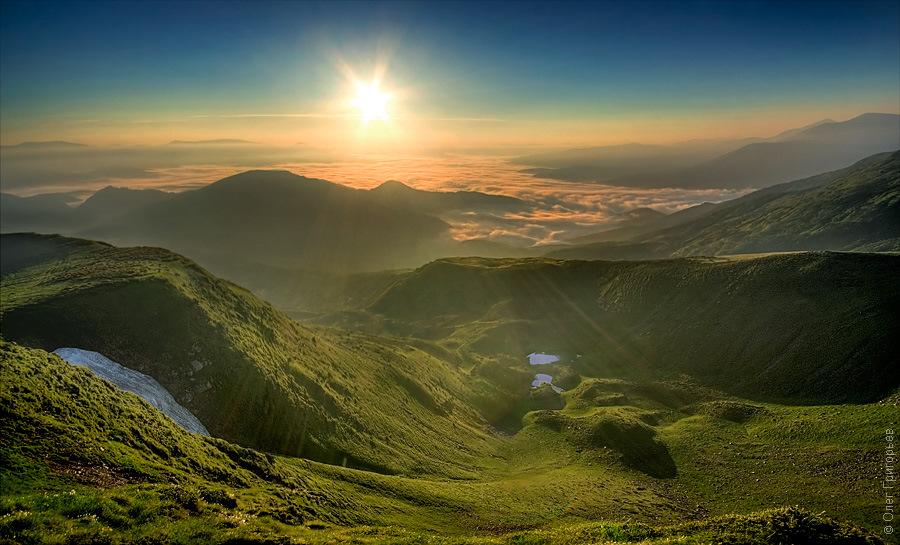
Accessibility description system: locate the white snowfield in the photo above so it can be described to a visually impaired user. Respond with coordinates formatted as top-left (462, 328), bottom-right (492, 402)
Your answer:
top-left (53, 348), bottom-right (210, 436)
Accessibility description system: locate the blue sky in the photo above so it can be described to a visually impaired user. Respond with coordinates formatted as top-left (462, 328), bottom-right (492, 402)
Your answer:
top-left (1, 0), bottom-right (898, 146)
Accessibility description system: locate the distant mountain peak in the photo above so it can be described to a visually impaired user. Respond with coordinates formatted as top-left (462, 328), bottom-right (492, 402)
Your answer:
top-left (86, 185), bottom-right (169, 198)
top-left (372, 180), bottom-right (416, 192)
top-left (92, 185), bottom-right (132, 194)
top-left (197, 170), bottom-right (348, 199)
top-left (848, 112), bottom-right (899, 122)
top-left (2, 140), bottom-right (87, 149)
top-left (772, 119), bottom-right (836, 140)
top-left (212, 169), bottom-right (319, 184)
top-left (166, 139), bottom-right (259, 146)
top-left (614, 207), bottom-right (666, 221)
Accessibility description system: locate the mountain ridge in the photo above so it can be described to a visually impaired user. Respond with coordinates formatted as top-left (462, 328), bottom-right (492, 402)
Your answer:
top-left (0, 233), bottom-right (496, 477)
top-left (520, 113), bottom-right (900, 189)
top-left (547, 150), bottom-right (900, 260)
top-left (79, 170), bottom-right (455, 273)
top-left (309, 252), bottom-right (900, 404)
top-left (367, 179), bottom-right (529, 214)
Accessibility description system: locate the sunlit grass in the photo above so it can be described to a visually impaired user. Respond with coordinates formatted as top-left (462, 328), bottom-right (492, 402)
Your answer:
top-left (0, 234), bottom-right (893, 544)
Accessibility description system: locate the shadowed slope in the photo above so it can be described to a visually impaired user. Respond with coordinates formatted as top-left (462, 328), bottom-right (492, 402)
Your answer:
top-left (0, 233), bottom-right (495, 477)
top-left (0, 193), bottom-right (75, 233)
top-left (348, 253), bottom-right (900, 403)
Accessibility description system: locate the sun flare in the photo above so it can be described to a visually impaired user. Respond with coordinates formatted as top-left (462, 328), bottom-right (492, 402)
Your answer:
top-left (350, 81), bottom-right (391, 122)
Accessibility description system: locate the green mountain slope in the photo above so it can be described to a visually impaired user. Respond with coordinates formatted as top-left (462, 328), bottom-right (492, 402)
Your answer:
top-left (0, 340), bottom-right (535, 538)
top-left (0, 233), bottom-right (496, 477)
top-left (547, 150), bottom-right (900, 260)
top-left (2, 340), bottom-right (890, 544)
top-left (1, 235), bottom-right (894, 543)
top-left (320, 253), bottom-right (899, 404)
top-left (669, 150), bottom-right (900, 255)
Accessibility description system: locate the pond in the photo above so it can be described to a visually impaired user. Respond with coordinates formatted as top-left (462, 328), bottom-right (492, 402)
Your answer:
top-left (532, 373), bottom-right (564, 393)
top-left (527, 352), bottom-right (560, 365)
top-left (527, 352), bottom-right (564, 392)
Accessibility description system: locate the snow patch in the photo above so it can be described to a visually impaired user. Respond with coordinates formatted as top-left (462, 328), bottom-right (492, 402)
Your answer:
top-left (53, 348), bottom-right (210, 436)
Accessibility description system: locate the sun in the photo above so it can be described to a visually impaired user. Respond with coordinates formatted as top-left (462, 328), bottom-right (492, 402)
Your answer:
top-left (350, 81), bottom-right (391, 122)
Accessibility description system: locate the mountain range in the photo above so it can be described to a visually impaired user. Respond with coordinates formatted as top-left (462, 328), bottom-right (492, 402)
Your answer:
top-left (1, 171), bottom-right (544, 274)
top-left (3, 150), bottom-right (899, 283)
top-left (517, 113), bottom-right (900, 189)
top-left (547, 150), bottom-right (900, 260)
top-left (78, 171), bottom-right (456, 273)
top-left (66, 149), bottom-right (892, 312)
top-left (2, 114), bottom-right (898, 277)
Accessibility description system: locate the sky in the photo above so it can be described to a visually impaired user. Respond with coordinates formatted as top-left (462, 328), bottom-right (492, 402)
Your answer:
top-left (1, 0), bottom-right (898, 246)
top-left (1, 0), bottom-right (898, 149)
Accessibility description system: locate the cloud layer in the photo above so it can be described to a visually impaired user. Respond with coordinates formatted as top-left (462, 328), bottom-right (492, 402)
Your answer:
top-left (288, 155), bottom-right (746, 243)
top-left (0, 146), bottom-right (745, 246)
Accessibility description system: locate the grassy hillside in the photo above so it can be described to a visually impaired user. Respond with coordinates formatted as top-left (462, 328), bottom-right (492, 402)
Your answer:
top-left (547, 150), bottom-right (900, 260)
top-left (0, 233), bottom-right (497, 477)
top-left (668, 149), bottom-right (900, 255)
top-left (2, 233), bottom-right (895, 543)
top-left (2, 340), bottom-right (890, 544)
top-left (315, 253), bottom-right (899, 404)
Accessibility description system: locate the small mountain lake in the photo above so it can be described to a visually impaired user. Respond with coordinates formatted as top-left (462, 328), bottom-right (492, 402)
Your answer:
top-left (527, 352), bottom-right (560, 365)
top-left (532, 373), bottom-right (564, 392)
top-left (527, 352), bottom-right (564, 392)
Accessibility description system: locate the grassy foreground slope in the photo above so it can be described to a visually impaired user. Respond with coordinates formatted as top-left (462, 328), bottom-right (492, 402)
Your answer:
top-left (320, 252), bottom-right (899, 404)
top-left (1, 341), bottom-right (889, 544)
top-left (0, 233), bottom-right (496, 477)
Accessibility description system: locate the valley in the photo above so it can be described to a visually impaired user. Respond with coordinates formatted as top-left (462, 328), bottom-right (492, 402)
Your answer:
top-left (1, 229), bottom-right (896, 544)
